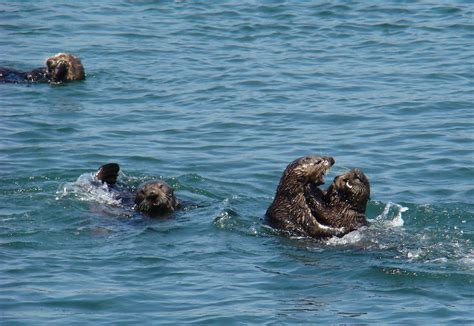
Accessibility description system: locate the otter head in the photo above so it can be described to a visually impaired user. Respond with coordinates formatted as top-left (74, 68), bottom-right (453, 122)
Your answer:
top-left (284, 155), bottom-right (335, 186)
top-left (46, 53), bottom-right (85, 83)
top-left (134, 181), bottom-right (179, 217)
top-left (330, 168), bottom-right (370, 212)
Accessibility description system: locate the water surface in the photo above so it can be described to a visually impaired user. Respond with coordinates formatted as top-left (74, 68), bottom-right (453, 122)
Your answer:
top-left (1, 1), bottom-right (473, 324)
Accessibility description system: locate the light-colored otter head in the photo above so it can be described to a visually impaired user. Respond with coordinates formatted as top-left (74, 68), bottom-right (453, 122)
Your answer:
top-left (45, 53), bottom-right (85, 83)
top-left (134, 181), bottom-right (179, 217)
top-left (283, 155), bottom-right (335, 186)
top-left (330, 168), bottom-right (370, 212)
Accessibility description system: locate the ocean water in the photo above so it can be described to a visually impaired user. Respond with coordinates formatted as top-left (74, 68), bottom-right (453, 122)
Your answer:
top-left (1, 1), bottom-right (473, 324)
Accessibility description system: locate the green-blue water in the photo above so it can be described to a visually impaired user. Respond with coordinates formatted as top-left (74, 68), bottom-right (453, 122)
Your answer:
top-left (1, 1), bottom-right (473, 324)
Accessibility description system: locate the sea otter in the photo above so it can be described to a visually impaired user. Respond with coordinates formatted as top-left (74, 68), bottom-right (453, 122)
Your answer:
top-left (265, 156), bottom-right (346, 238)
top-left (306, 168), bottom-right (370, 235)
top-left (95, 163), bottom-right (180, 217)
top-left (0, 53), bottom-right (85, 84)
top-left (134, 182), bottom-right (180, 217)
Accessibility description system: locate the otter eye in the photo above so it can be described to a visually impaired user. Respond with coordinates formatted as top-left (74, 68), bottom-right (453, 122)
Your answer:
top-left (46, 60), bottom-right (53, 68)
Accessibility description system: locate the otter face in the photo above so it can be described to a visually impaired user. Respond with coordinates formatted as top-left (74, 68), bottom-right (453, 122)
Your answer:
top-left (45, 53), bottom-right (85, 83)
top-left (134, 181), bottom-right (178, 217)
top-left (286, 156), bottom-right (335, 185)
top-left (332, 168), bottom-right (370, 208)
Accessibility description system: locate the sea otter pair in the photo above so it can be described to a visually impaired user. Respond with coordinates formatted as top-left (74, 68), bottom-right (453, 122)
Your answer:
top-left (265, 156), bottom-right (370, 239)
top-left (0, 53), bottom-right (85, 84)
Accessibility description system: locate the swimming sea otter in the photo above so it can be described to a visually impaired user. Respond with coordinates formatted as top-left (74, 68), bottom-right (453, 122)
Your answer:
top-left (0, 53), bottom-right (85, 84)
top-left (265, 156), bottom-right (346, 238)
top-left (95, 163), bottom-right (180, 217)
top-left (306, 168), bottom-right (370, 236)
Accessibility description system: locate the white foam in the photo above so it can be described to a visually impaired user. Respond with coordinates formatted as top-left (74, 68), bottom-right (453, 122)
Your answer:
top-left (458, 250), bottom-right (474, 268)
top-left (326, 229), bottom-right (364, 246)
top-left (407, 248), bottom-right (423, 260)
top-left (56, 172), bottom-right (122, 206)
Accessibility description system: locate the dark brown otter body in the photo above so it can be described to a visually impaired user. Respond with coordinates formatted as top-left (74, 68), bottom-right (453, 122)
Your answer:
top-left (265, 156), bottom-right (346, 238)
top-left (0, 53), bottom-right (85, 84)
top-left (0, 67), bottom-right (49, 83)
top-left (95, 163), bottom-right (180, 217)
top-left (307, 168), bottom-right (370, 235)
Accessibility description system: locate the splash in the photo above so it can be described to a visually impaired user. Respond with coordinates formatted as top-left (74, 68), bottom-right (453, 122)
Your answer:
top-left (325, 229), bottom-right (364, 245)
top-left (214, 208), bottom-right (240, 230)
top-left (325, 201), bottom-right (408, 246)
top-left (56, 172), bottom-right (122, 206)
top-left (458, 249), bottom-right (474, 269)
top-left (375, 202), bottom-right (408, 227)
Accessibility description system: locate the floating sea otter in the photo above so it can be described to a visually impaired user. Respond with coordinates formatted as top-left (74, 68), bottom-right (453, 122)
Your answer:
top-left (0, 53), bottom-right (85, 84)
top-left (95, 163), bottom-right (180, 217)
top-left (266, 156), bottom-right (370, 238)
top-left (307, 168), bottom-right (370, 235)
top-left (265, 156), bottom-right (345, 238)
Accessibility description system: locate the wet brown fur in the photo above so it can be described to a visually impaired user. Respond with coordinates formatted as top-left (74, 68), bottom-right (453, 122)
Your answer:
top-left (307, 168), bottom-right (370, 235)
top-left (46, 53), bottom-right (85, 82)
top-left (95, 163), bottom-right (180, 218)
top-left (0, 53), bottom-right (84, 84)
top-left (265, 156), bottom-right (346, 238)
